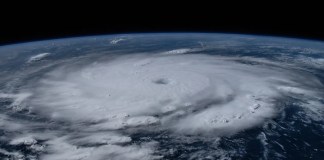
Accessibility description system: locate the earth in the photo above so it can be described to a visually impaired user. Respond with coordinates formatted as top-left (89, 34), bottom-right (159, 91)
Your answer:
top-left (0, 33), bottom-right (323, 160)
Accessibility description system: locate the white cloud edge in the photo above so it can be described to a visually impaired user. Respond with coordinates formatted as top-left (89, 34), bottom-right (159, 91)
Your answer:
top-left (27, 53), bottom-right (51, 63)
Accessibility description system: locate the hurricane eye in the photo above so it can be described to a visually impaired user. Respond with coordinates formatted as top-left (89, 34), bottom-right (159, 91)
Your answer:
top-left (152, 78), bottom-right (170, 85)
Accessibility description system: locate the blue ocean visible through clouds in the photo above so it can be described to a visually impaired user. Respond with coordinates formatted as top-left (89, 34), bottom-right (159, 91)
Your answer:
top-left (0, 33), bottom-right (323, 160)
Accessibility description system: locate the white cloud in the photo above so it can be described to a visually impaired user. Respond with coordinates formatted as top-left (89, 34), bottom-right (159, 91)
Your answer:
top-left (69, 132), bottom-right (132, 145)
top-left (6, 53), bottom-right (323, 159)
top-left (27, 53), bottom-right (51, 63)
top-left (0, 114), bottom-right (24, 131)
top-left (10, 135), bottom-right (37, 145)
top-left (0, 92), bottom-right (31, 110)
top-left (26, 54), bottom-right (322, 136)
top-left (160, 48), bottom-right (192, 55)
top-left (0, 149), bottom-right (23, 159)
top-left (41, 137), bottom-right (161, 160)
top-left (110, 38), bottom-right (125, 44)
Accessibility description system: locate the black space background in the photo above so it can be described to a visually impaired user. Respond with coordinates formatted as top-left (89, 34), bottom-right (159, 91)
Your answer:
top-left (1, 4), bottom-right (323, 45)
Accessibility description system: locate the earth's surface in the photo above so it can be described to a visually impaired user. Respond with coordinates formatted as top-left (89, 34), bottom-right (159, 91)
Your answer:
top-left (0, 33), bottom-right (323, 160)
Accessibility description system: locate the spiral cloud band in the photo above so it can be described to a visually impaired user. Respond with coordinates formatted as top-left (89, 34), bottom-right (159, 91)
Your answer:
top-left (1, 33), bottom-right (324, 160)
top-left (1, 49), bottom-right (322, 159)
top-left (27, 54), bottom-right (320, 136)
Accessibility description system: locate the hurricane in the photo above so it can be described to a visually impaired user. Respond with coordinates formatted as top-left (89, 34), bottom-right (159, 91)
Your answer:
top-left (0, 33), bottom-right (323, 159)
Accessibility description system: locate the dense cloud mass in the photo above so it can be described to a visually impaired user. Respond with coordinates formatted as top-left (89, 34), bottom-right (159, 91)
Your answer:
top-left (26, 54), bottom-right (320, 133)
top-left (2, 53), bottom-right (319, 159)
top-left (1, 34), bottom-right (324, 159)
